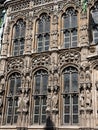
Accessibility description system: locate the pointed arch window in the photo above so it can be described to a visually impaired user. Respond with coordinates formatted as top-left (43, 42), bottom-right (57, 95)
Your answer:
top-left (6, 73), bottom-right (21, 124)
top-left (12, 19), bottom-right (26, 56)
top-left (33, 70), bottom-right (48, 124)
top-left (62, 67), bottom-right (78, 125)
top-left (90, 3), bottom-right (98, 44)
top-left (36, 13), bottom-right (50, 52)
top-left (62, 8), bottom-right (78, 48)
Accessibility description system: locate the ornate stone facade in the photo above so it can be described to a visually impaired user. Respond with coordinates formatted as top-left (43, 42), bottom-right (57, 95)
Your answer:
top-left (0, 0), bottom-right (98, 130)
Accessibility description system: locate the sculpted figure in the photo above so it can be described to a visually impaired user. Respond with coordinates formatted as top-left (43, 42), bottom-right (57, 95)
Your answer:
top-left (86, 89), bottom-right (92, 108)
top-left (46, 94), bottom-right (51, 112)
top-left (52, 91), bottom-right (58, 112)
top-left (17, 93), bottom-right (29, 113)
top-left (79, 90), bottom-right (84, 108)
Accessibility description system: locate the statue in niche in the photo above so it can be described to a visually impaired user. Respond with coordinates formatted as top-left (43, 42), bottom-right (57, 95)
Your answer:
top-left (86, 89), bottom-right (92, 108)
top-left (46, 94), bottom-right (52, 112)
top-left (52, 91), bottom-right (58, 112)
top-left (85, 69), bottom-right (91, 81)
top-left (79, 90), bottom-right (85, 108)
top-left (17, 92), bottom-right (29, 113)
top-left (25, 75), bottom-right (30, 88)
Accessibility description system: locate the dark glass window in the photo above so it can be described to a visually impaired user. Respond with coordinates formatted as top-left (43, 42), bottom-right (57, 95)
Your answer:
top-left (62, 67), bottom-right (78, 125)
top-left (37, 13), bottom-right (50, 52)
top-left (90, 4), bottom-right (98, 44)
top-left (63, 8), bottom-right (78, 48)
top-left (33, 70), bottom-right (48, 124)
top-left (6, 73), bottom-right (21, 125)
top-left (12, 19), bottom-right (26, 56)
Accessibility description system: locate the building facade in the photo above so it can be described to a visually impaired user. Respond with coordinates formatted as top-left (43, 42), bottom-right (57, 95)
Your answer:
top-left (0, 0), bottom-right (98, 130)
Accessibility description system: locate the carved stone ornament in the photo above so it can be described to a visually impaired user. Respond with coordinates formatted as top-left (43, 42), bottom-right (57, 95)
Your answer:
top-left (79, 89), bottom-right (85, 108)
top-left (32, 54), bottom-right (50, 69)
top-left (86, 89), bottom-right (92, 108)
top-left (52, 91), bottom-right (58, 113)
top-left (17, 88), bottom-right (29, 114)
top-left (46, 94), bottom-right (52, 112)
top-left (85, 69), bottom-right (91, 82)
top-left (59, 50), bottom-right (80, 66)
top-left (11, 1), bottom-right (30, 12)
top-left (7, 58), bottom-right (24, 72)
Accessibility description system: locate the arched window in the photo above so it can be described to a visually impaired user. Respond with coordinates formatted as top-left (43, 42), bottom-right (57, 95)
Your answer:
top-left (36, 13), bottom-right (50, 52)
top-left (90, 3), bottom-right (98, 44)
top-left (62, 8), bottom-right (78, 48)
top-left (6, 73), bottom-right (21, 124)
top-left (33, 69), bottom-right (48, 124)
top-left (62, 67), bottom-right (78, 125)
top-left (12, 19), bottom-right (26, 56)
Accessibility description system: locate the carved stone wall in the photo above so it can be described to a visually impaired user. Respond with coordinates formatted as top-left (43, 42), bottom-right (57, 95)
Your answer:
top-left (0, 0), bottom-right (98, 130)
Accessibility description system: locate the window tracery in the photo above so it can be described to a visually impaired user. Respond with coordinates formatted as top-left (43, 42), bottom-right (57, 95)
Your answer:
top-left (36, 13), bottom-right (50, 52)
top-left (62, 8), bottom-right (78, 48)
top-left (33, 69), bottom-right (48, 124)
top-left (6, 73), bottom-right (21, 125)
top-left (90, 3), bottom-right (98, 44)
top-left (12, 19), bottom-right (26, 56)
top-left (62, 66), bottom-right (78, 124)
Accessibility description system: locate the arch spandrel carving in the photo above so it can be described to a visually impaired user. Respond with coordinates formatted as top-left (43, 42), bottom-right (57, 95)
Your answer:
top-left (58, 50), bottom-right (81, 67)
top-left (7, 58), bottom-right (24, 73)
top-left (31, 54), bottom-right (51, 71)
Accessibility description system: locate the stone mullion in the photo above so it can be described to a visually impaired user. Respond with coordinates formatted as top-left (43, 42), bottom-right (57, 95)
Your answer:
top-left (50, 2), bottom-right (58, 50)
top-left (25, 17), bottom-right (33, 54)
top-left (32, 18), bottom-right (37, 53)
top-left (1, 79), bottom-right (8, 125)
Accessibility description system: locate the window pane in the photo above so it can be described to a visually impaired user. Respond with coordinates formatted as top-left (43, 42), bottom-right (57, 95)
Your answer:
top-left (42, 75), bottom-right (48, 94)
top-left (42, 106), bottom-right (46, 114)
top-left (64, 96), bottom-right (70, 104)
top-left (38, 20), bottom-right (43, 33)
top-left (14, 116), bottom-right (18, 123)
top-left (64, 115), bottom-right (70, 123)
top-left (64, 106), bottom-right (70, 113)
top-left (72, 72), bottom-right (78, 92)
top-left (73, 95), bottom-right (78, 104)
top-left (8, 107), bottom-right (12, 115)
top-left (34, 115), bottom-right (39, 123)
top-left (71, 15), bottom-right (77, 28)
top-left (64, 73), bottom-right (70, 92)
top-left (42, 115), bottom-right (46, 123)
top-left (35, 98), bottom-right (40, 105)
top-left (73, 115), bottom-right (78, 123)
top-left (73, 105), bottom-right (78, 113)
top-left (35, 106), bottom-right (40, 114)
top-left (64, 16), bottom-right (70, 29)
top-left (9, 79), bottom-right (15, 95)
top-left (35, 76), bottom-right (40, 94)
top-left (7, 116), bottom-right (11, 124)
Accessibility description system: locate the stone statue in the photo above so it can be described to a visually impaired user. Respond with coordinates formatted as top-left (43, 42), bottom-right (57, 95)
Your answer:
top-left (17, 93), bottom-right (29, 113)
top-left (46, 94), bottom-right (52, 112)
top-left (85, 70), bottom-right (91, 81)
top-left (52, 91), bottom-right (58, 112)
top-left (86, 89), bottom-right (92, 108)
top-left (79, 90), bottom-right (84, 108)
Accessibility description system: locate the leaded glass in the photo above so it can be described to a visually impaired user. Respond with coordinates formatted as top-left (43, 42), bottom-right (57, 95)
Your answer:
top-left (63, 8), bottom-right (78, 48)
top-left (33, 70), bottom-right (48, 124)
top-left (63, 67), bottom-right (78, 125)
top-left (37, 13), bottom-right (50, 52)
top-left (12, 19), bottom-right (26, 56)
top-left (6, 73), bottom-right (21, 125)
